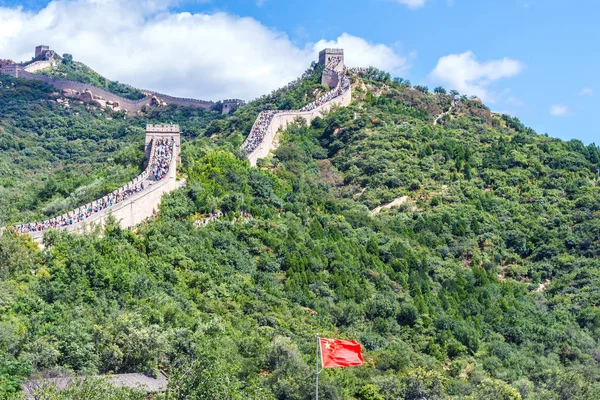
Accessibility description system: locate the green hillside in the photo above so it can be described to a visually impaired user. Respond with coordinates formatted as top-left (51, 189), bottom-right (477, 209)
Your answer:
top-left (36, 55), bottom-right (146, 100)
top-left (1, 67), bottom-right (600, 399)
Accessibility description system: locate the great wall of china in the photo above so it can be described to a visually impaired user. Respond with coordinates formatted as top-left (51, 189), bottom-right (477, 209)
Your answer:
top-left (6, 48), bottom-right (354, 242)
top-left (14, 124), bottom-right (184, 243)
top-left (0, 46), bottom-right (244, 114)
top-left (243, 48), bottom-right (352, 166)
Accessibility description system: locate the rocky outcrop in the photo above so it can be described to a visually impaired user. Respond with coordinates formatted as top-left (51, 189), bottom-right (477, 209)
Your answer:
top-left (61, 88), bottom-right (122, 110)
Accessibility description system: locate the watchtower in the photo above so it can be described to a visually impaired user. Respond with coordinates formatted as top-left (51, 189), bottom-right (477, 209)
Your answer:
top-left (222, 99), bottom-right (246, 114)
top-left (35, 45), bottom-right (50, 59)
top-left (145, 124), bottom-right (181, 163)
top-left (318, 48), bottom-right (345, 89)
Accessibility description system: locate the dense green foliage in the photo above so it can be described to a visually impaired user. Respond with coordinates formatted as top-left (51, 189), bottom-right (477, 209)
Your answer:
top-left (38, 58), bottom-right (146, 100)
top-left (1, 67), bottom-right (600, 399)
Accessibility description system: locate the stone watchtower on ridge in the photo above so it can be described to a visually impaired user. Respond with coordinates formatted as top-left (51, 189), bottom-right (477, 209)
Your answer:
top-left (35, 45), bottom-right (49, 59)
top-left (222, 99), bottom-right (246, 114)
top-left (318, 48), bottom-right (345, 89)
top-left (34, 45), bottom-right (56, 61)
top-left (319, 48), bottom-right (344, 69)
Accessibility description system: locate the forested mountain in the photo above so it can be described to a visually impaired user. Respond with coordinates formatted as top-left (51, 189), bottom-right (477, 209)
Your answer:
top-left (1, 65), bottom-right (600, 400)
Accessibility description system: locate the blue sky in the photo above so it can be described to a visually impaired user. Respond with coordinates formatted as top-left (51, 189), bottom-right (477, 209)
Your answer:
top-left (1, 0), bottom-right (598, 144)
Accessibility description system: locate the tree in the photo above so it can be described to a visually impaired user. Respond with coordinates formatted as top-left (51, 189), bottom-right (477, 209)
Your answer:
top-left (62, 53), bottom-right (73, 65)
top-left (475, 379), bottom-right (522, 400)
top-left (434, 86), bottom-right (447, 95)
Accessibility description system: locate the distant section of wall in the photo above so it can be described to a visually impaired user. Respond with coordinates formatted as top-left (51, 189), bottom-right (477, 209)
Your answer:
top-left (222, 98), bottom-right (246, 114)
top-left (0, 68), bottom-right (217, 112)
top-left (11, 70), bottom-right (152, 111)
top-left (1, 45), bottom-right (226, 112)
top-left (141, 89), bottom-right (215, 110)
top-left (23, 60), bottom-right (54, 73)
top-left (244, 48), bottom-right (352, 166)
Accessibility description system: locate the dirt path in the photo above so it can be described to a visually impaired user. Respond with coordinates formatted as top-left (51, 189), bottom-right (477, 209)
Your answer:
top-left (371, 196), bottom-right (408, 215)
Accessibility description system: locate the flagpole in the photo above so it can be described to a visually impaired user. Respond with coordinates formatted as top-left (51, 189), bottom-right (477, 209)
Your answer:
top-left (316, 334), bottom-right (319, 400)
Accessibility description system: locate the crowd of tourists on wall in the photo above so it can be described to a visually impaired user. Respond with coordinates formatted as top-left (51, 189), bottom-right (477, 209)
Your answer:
top-left (326, 56), bottom-right (343, 70)
top-left (350, 67), bottom-right (369, 74)
top-left (14, 137), bottom-right (174, 235)
top-left (149, 137), bottom-right (174, 181)
top-left (241, 110), bottom-right (281, 153)
top-left (241, 60), bottom-right (350, 155)
top-left (299, 74), bottom-right (349, 113)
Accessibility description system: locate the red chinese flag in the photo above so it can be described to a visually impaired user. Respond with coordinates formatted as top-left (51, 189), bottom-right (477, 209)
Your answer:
top-left (319, 337), bottom-right (364, 368)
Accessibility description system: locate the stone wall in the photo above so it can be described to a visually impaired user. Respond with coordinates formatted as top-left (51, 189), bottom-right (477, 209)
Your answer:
top-left (24, 125), bottom-right (183, 243)
top-left (14, 70), bottom-right (153, 111)
top-left (1, 69), bottom-right (216, 112)
top-left (142, 89), bottom-right (214, 110)
top-left (23, 60), bottom-right (54, 73)
top-left (145, 124), bottom-right (182, 162)
top-left (29, 162), bottom-right (182, 243)
top-left (244, 49), bottom-right (352, 166)
top-left (321, 68), bottom-right (339, 89)
top-left (247, 84), bottom-right (351, 166)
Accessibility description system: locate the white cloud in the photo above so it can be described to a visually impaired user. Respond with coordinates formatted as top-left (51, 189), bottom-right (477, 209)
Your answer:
top-left (579, 88), bottom-right (593, 96)
top-left (0, 0), bottom-right (406, 101)
top-left (396, 0), bottom-right (427, 8)
top-left (428, 51), bottom-right (525, 102)
top-left (550, 104), bottom-right (569, 117)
